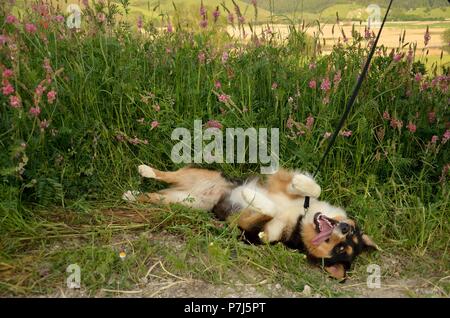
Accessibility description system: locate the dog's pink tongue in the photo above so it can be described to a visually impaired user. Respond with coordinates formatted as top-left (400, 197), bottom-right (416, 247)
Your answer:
top-left (312, 221), bottom-right (334, 245)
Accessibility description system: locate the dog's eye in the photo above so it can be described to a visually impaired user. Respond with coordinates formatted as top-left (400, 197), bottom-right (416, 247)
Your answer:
top-left (335, 244), bottom-right (346, 253)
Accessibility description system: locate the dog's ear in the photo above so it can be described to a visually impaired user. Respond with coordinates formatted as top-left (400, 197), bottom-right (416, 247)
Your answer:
top-left (362, 234), bottom-right (380, 251)
top-left (324, 263), bottom-right (346, 281)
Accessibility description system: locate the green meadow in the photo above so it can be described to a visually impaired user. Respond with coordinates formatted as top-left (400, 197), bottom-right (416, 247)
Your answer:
top-left (0, 1), bottom-right (449, 297)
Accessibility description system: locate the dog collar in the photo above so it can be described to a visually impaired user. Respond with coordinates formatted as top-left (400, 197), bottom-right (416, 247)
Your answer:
top-left (304, 196), bottom-right (310, 211)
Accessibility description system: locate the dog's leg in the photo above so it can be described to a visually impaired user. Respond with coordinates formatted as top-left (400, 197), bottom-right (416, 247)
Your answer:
top-left (237, 209), bottom-right (272, 232)
top-left (122, 190), bottom-right (165, 203)
top-left (138, 164), bottom-right (181, 183)
top-left (287, 173), bottom-right (321, 198)
top-left (259, 219), bottom-right (286, 243)
top-left (241, 188), bottom-right (277, 217)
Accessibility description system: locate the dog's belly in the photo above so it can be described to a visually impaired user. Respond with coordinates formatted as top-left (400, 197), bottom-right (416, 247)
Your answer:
top-left (176, 179), bottom-right (230, 210)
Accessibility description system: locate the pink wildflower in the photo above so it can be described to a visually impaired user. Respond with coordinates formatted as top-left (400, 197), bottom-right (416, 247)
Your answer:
top-left (0, 35), bottom-right (8, 45)
top-left (390, 118), bottom-right (403, 130)
top-left (442, 130), bottom-right (450, 144)
top-left (151, 121), bottom-right (159, 129)
top-left (128, 137), bottom-right (140, 145)
top-left (414, 73), bottom-right (422, 82)
top-left (420, 82), bottom-right (430, 91)
top-left (116, 134), bottom-right (125, 142)
top-left (364, 27), bottom-right (371, 40)
top-left (383, 111), bottom-right (390, 120)
top-left (40, 119), bottom-right (50, 130)
top-left (97, 13), bottom-right (106, 23)
top-left (198, 52), bottom-right (206, 63)
top-left (213, 7), bottom-right (220, 22)
top-left (2, 83), bottom-right (14, 95)
top-left (407, 122), bottom-right (416, 133)
top-left (227, 13), bottom-right (234, 24)
top-left (43, 58), bottom-right (52, 74)
top-left (340, 130), bottom-right (352, 137)
top-left (218, 94), bottom-right (230, 103)
top-left (306, 115), bottom-right (314, 130)
top-left (221, 52), bottom-right (229, 64)
top-left (137, 16), bottom-right (143, 29)
top-left (393, 53), bottom-right (403, 62)
top-left (6, 15), bottom-right (18, 24)
top-left (309, 62), bottom-right (316, 70)
top-left (47, 90), bottom-right (57, 104)
top-left (431, 135), bottom-right (439, 144)
top-left (320, 77), bottom-right (331, 91)
top-left (424, 27), bottom-right (431, 46)
top-left (271, 82), bottom-right (278, 90)
top-left (200, 2), bottom-right (206, 17)
top-left (309, 80), bottom-right (317, 89)
top-left (35, 84), bottom-right (45, 97)
top-left (406, 50), bottom-right (413, 63)
top-left (214, 81), bottom-right (222, 89)
top-left (440, 164), bottom-right (449, 183)
top-left (200, 19), bottom-right (208, 29)
top-left (206, 120), bottom-right (223, 129)
top-left (9, 95), bottom-right (21, 108)
top-left (25, 23), bottom-right (37, 33)
top-left (167, 21), bottom-right (173, 33)
top-left (29, 106), bottom-right (41, 117)
top-left (55, 15), bottom-right (65, 23)
top-left (333, 70), bottom-right (342, 86)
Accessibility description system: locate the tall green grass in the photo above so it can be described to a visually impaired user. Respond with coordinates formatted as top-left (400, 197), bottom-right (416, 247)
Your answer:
top-left (0, 0), bottom-right (448, 276)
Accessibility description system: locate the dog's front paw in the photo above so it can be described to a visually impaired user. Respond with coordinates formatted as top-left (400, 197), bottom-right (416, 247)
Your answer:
top-left (122, 190), bottom-right (140, 202)
top-left (138, 165), bottom-right (156, 178)
top-left (241, 188), bottom-right (276, 217)
top-left (290, 174), bottom-right (321, 198)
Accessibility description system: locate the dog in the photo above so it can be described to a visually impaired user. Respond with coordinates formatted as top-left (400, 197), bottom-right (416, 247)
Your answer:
top-left (122, 165), bottom-right (379, 280)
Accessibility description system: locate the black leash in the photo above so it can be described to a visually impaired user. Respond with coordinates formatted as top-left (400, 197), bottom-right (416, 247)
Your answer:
top-left (304, 0), bottom-right (394, 211)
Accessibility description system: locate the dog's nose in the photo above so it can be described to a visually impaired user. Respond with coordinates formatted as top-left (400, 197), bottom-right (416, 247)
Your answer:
top-left (339, 223), bottom-right (350, 234)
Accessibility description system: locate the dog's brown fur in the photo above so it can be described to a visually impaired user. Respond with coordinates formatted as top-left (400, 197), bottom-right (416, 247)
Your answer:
top-left (123, 165), bottom-right (378, 280)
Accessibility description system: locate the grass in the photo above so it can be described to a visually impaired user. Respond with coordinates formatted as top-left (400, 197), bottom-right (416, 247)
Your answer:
top-left (2, 204), bottom-right (448, 297)
top-left (0, 1), bottom-right (449, 297)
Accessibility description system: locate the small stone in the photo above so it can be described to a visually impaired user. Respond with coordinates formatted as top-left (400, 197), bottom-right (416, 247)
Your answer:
top-left (275, 283), bottom-right (281, 289)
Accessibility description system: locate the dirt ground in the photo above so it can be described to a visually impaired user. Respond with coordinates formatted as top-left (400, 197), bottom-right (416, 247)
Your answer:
top-left (45, 232), bottom-right (448, 298)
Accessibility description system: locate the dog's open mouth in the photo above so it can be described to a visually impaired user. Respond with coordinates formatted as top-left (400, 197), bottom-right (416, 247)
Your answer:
top-left (312, 212), bottom-right (338, 245)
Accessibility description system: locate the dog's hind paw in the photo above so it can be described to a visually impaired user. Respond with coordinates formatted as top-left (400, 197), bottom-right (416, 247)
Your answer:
top-left (290, 174), bottom-right (321, 198)
top-left (138, 165), bottom-right (156, 178)
top-left (122, 190), bottom-right (140, 202)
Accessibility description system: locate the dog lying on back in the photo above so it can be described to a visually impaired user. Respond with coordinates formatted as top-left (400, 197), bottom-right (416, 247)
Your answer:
top-left (123, 165), bottom-right (378, 280)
